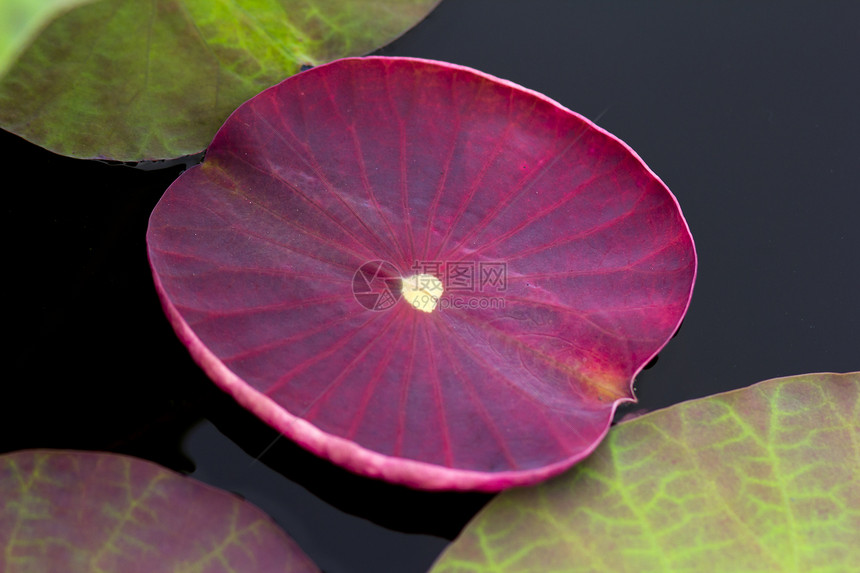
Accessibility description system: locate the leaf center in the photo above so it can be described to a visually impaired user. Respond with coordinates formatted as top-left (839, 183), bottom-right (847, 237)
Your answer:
top-left (401, 274), bottom-right (444, 313)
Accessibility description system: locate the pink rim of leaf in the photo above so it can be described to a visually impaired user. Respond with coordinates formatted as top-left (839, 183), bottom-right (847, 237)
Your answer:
top-left (146, 56), bottom-right (697, 491)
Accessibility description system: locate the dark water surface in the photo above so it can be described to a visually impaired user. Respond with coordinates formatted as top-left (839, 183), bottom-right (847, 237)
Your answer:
top-left (3, 2), bottom-right (859, 572)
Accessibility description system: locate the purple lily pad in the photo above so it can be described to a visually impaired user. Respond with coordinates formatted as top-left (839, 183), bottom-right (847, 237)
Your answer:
top-left (0, 450), bottom-right (319, 572)
top-left (146, 56), bottom-right (697, 491)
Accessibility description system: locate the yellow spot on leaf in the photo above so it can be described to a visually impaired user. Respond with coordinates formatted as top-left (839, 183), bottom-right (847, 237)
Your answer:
top-left (401, 274), bottom-right (444, 313)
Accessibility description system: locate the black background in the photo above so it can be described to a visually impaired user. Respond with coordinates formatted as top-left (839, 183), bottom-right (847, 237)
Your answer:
top-left (3, 2), bottom-right (859, 572)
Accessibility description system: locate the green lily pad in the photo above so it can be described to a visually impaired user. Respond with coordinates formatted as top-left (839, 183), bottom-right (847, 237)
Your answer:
top-left (0, 0), bottom-right (440, 161)
top-left (0, 0), bottom-right (92, 79)
top-left (431, 372), bottom-right (860, 572)
top-left (0, 450), bottom-right (320, 572)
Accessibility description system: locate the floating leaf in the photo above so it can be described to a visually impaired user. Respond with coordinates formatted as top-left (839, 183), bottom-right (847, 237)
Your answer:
top-left (0, 0), bottom-right (440, 160)
top-left (0, 0), bottom-right (91, 79)
top-left (146, 56), bottom-right (696, 491)
top-left (431, 372), bottom-right (860, 571)
top-left (0, 450), bottom-right (320, 572)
